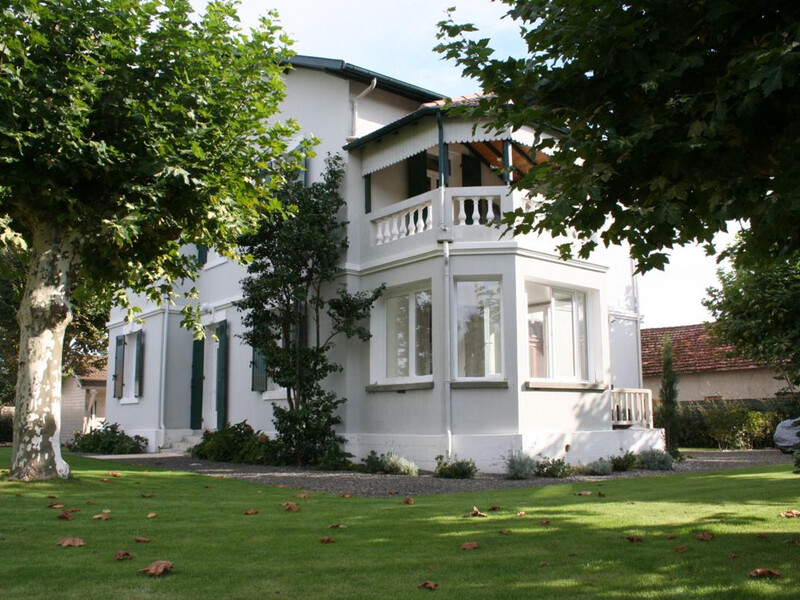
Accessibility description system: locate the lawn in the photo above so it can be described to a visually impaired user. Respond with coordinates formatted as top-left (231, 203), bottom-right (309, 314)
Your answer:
top-left (1, 449), bottom-right (798, 599)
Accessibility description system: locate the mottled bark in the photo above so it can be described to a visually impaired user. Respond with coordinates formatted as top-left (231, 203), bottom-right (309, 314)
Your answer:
top-left (10, 223), bottom-right (77, 481)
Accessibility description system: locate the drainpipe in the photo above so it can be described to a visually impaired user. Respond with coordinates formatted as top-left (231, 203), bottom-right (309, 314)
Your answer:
top-left (437, 111), bottom-right (454, 457)
top-left (346, 78), bottom-right (377, 141)
top-left (158, 296), bottom-right (169, 447)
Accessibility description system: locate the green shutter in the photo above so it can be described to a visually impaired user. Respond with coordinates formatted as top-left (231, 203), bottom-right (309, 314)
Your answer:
top-left (407, 151), bottom-right (429, 197)
top-left (197, 244), bottom-right (208, 265)
top-left (133, 330), bottom-right (144, 398)
top-left (215, 321), bottom-right (228, 429)
top-left (113, 335), bottom-right (125, 398)
top-left (251, 347), bottom-right (268, 393)
top-left (461, 153), bottom-right (482, 187)
top-left (190, 339), bottom-right (204, 429)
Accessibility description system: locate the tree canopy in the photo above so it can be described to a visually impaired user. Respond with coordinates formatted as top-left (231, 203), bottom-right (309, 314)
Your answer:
top-left (437, 1), bottom-right (800, 270)
top-left (0, 0), bottom-right (298, 480)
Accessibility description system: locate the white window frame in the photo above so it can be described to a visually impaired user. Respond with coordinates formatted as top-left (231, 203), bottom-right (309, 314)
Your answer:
top-left (370, 282), bottom-right (433, 385)
top-left (454, 278), bottom-right (504, 381)
top-left (116, 325), bottom-right (143, 405)
top-left (526, 285), bottom-right (589, 382)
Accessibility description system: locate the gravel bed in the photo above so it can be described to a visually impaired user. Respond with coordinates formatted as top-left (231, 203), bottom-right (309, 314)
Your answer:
top-left (110, 449), bottom-right (793, 498)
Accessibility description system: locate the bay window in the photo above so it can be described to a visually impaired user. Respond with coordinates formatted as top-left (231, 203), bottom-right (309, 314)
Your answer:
top-left (385, 288), bottom-right (432, 380)
top-left (456, 281), bottom-right (502, 377)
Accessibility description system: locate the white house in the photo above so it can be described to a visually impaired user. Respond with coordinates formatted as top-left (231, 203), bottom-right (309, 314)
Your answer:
top-left (105, 56), bottom-right (663, 471)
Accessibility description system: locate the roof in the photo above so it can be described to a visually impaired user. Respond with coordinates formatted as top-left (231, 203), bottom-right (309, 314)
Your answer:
top-left (288, 56), bottom-right (442, 104)
top-left (76, 367), bottom-right (107, 387)
top-left (641, 324), bottom-right (762, 378)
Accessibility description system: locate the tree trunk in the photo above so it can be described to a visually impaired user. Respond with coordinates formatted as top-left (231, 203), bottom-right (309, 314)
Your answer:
top-left (10, 223), bottom-right (76, 481)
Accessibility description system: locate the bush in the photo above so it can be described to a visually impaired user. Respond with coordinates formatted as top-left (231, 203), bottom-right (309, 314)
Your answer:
top-left (609, 451), bottom-right (637, 472)
top-left (361, 450), bottom-right (419, 476)
top-left (434, 454), bottom-right (478, 479)
top-left (583, 458), bottom-right (613, 476)
top-left (637, 449), bottom-right (674, 470)
top-left (794, 451), bottom-right (800, 474)
top-left (69, 422), bottom-right (147, 454)
top-left (703, 408), bottom-right (780, 449)
top-left (504, 448), bottom-right (538, 480)
top-left (192, 421), bottom-right (281, 465)
top-left (534, 456), bottom-right (573, 478)
top-left (0, 406), bottom-right (13, 443)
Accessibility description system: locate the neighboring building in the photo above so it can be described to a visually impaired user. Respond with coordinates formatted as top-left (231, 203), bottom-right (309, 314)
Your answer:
top-left (105, 56), bottom-right (663, 470)
top-left (61, 367), bottom-right (107, 444)
top-left (641, 324), bottom-right (787, 402)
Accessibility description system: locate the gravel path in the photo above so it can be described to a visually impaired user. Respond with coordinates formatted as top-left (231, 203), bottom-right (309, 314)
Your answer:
top-left (107, 449), bottom-right (794, 498)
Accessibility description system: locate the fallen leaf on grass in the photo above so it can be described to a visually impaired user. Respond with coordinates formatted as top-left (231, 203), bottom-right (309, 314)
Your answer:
top-left (141, 493), bottom-right (154, 498)
top-left (244, 509), bottom-right (259, 515)
top-left (340, 494), bottom-right (352, 499)
top-left (107, 472), bottom-right (123, 478)
top-left (328, 524), bottom-right (346, 529)
top-left (57, 537), bottom-right (85, 547)
top-left (418, 581), bottom-right (438, 590)
top-left (488, 505), bottom-right (500, 512)
top-left (539, 561), bottom-right (550, 567)
top-left (275, 484), bottom-right (287, 489)
top-left (320, 536), bottom-right (336, 544)
top-left (93, 514), bottom-right (110, 521)
top-left (666, 534), bottom-right (678, 540)
top-left (626, 536), bottom-right (643, 543)
top-left (282, 502), bottom-right (299, 512)
top-left (402, 497), bottom-right (415, 505)
top-left (539, 520), bottom-right (550, 525)
top-left (296, 493), bottom-right (311, 499)
top-left (102, 509), bottom-right (112, 514)
top-left (780, 510), bottom-right (800, 518)
top-left (48, 502), bottom-right (65, 509)
top-left (114, 551), bottom-right (133, 561)
top-left (729, 553), bottom-right (741, 559)
top-left (597, 492), bottom-right (606, 497)
top-left (749, 568), bottom-right (781, 578)
top-left (756, 533), bottom-right (769, 539)
top-left (498, 530), bottom-right (513, 535)
top-left (69, 508), bottom-right (81, 513)
top-left (460, 542), bottom-right (479, 550)
top-left (675, 545), bottom-right (687, 553)
top-left (85, 500), bottom-right (94, 505)
top-left (57, 511), bottom-right (74, 521)
top-left (47, 494), bottom-right (59, 499)
top-left (695, 533), bottom-right (714, 541)
top-left (516, 511), bottom-right (526, 517)
top-left (146, 512), bottom-right (158, 519)
top-left (203, 485), bottom-right (210, 489)
top-left (99, 478), bottom-right (110, 482)
top-left (574, 491), bottom-right (592, 496)
top-left (465, 506), bottom-right (487, 518)
top-left (139, 561), bottom-right (174, 577)
top-left (134, 537), bottom-right (150, 543)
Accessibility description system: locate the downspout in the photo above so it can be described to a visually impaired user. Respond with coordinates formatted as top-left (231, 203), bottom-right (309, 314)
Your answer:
top-left (437, 111), bottom-right (454, 457)
top-left (158, 296), bottom-right (169, 446)
top-left (347, 77), bottom-right (377, 141)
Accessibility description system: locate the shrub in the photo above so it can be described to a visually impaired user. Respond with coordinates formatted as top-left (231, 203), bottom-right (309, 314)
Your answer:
top-left (703, 408), bottom-right (780, 449)
top-left (609, 451), bottom-right (637, 472)
top-left (534, 456), bottom-right (573, 478)
top-left (361, 450), bottom-right (419, 476)
top-left (504, 448), bottom-right (538, 480)
top-left (0, 406), bottom-right (13, 443)
top-left (191, 421), bottom-right (258, 462)
top-left (434, 454), bottom-right (478, 479)
top-left (794, 451), bottom-right (800, 474)
top-left (637, 449), bottom-right (674, 470)
top-left (583, 458), bottom-right (613, 476)
top-left (69, 422), bottom-right (147, 454)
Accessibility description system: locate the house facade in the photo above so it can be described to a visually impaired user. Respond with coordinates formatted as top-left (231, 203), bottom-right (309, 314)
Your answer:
top-left (61, 368), bottom-right (106, 444)
top-left (105, 56), bottom-right (663, 471)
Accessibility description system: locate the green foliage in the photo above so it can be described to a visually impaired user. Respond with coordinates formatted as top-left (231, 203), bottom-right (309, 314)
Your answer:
top-left (659, 335), bottom-right (681, 456)
top-left (237, 155), bottom-right (382, 466)
top-left (437, 2), bottom-right (800, 269)
top-left (793, 451), bottom-right (800, 474)
top-left (534, 457), bottom-right (573, 478)
top-left (68, 423), bottom-right (147, 454)
top-left (190, 421), bottom-right (281, 465)
top-left (703, 408), bottom-right (780, 450)
top-left (609, 451), bottom-right (637, 472)
top-left (434, 454), bottom-right (478, 479)
top-left (360, 451), bottom-right (419, 476)
top-left (705, 252), bottom-right (800, 390)
top-left (583, 458), bottom-right (613, 476)
top-left (503, 448), bottom-right (538, 480)
top-left (637, 450), bottom-right (674, 471)
top-left (0, 406), bottom-right (13, 443)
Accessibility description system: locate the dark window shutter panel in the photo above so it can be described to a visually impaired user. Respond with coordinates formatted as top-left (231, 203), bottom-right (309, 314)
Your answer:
top-left (407, 151), bottom-right (429, 197)
top-left (190, 339), bottom-right (204, 430)
top-left (134, 330), bottom-right (144, 398)
top-left (251, 347), bottom-right (268, 392)
top-left (215, 321), bottom-right (228, 429)
top-left (113, 335), bottom-right (125, 398)
top-left (461, 153), bottom-right (482, 187)
top-left (197, 245), bottom-right (208, 265)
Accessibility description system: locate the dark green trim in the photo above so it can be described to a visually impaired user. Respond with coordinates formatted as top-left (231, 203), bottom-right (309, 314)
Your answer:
top-left (343, 106), bottom-right (440, 151)
top-left (133, 330), bottom-right (143, 398)
top-left (215, 321), bottom-right (228, 430)
top-left (364, 174), bottom-right (372, 214)
top-left (112, 335), bottom-right (125, 399)
top-left (197, 245), bottom-right (208, 266)
top-left (437, 111), bottom-right (449, 187)
top-left (190, 339), bottom-right (204, 429)
top-left (511, 141), bottom-right (536, 168)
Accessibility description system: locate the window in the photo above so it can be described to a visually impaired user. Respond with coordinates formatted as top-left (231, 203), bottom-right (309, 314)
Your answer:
top-left (385, 289), bottom-right (432, 379)
top-left (250, 347), bottom-right (287, 398)
top-left (526, 283), bottom-right (587, 380)
top-left (112, 330), bottom-right (144, 400)
top-left (457, 281), bottom-right (502, 378)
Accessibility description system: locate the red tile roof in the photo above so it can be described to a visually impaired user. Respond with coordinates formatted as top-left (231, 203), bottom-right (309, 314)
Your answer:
top-left (641, 324), bottom-right (762, 378)
top-left (77, 367), bottom-right (107, 386)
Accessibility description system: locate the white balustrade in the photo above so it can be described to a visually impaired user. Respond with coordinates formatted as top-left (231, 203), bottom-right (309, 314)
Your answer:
top-left (611, 388), bottom-right (653, 429)
top-left (373, 200), bottom-right (432, 246)
top-left (452, 195), bottom-right (502, 226)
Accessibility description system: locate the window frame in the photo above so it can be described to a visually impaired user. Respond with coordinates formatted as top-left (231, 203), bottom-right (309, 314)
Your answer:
top-left (454, 278), bottom-right (504, 381)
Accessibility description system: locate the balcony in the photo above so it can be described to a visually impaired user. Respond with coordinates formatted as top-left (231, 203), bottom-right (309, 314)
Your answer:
top-left (611, 388), bottom-right (653, 429)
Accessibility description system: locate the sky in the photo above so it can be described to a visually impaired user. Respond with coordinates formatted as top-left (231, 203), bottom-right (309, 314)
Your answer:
top-left (189, 0), bottom-right (733, 328)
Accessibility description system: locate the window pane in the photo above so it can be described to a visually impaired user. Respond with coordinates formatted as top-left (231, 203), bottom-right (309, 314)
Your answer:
top-left (553, 291), bottom-right (576, 378)
top-left (575, 292), bottom-right (588, 380)
top-left (415, 291), bottom-right (432, 376)
top-left (528, 307), bottom-right (547, 378)
top-left (386, 295), bottom-right (409, 377)
top-left (457, 281), bottom-right (501, 377)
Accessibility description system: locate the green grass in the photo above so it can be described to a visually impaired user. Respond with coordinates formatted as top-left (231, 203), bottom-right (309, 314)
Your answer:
top-left (1, 449), bottom-right (799, 599)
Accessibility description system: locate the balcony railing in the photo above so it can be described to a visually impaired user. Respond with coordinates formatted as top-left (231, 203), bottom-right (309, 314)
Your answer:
top-left (611, 388), bottom-right (653, 429)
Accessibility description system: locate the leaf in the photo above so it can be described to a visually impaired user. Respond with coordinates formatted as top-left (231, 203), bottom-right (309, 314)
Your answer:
top-left (114, 551), bottom-right (133, 561)
top-left (460, 542), bottom-right (479, 550)
top-left (402, 497), bottom-right (415, 505)
top-left (47, 494), bottom-right (59, 499)
top-left (498, 530), bottom-right (513, 535)
top-left (141, 493), bottom-right (154, 498)
top-left (282, 502), bottom-right (299, 512)
top-left (244, 509), bottom-right (259, 515)
top-left (666, 534), bottom-right (678, 540)
top-left (57, 511), bottom-right (74, 520)
top-left (48, 502), bottom-right (65, 509)
top-left (108, 472), bottom-right (123, 478)
top-left (516, 511), bottom-right (526, 517)
top-left (139, 561), bottom-right (174, 577)
top-left (574, 491), bottom-right (592, 496)
top-left (320, 536), bottom-right (336, 544)
top-left (69, 508), bottom-right (81, 513)
top-left (695, 532), bottom-right (714, 541)
top-left (328, 524), bottom-right (347, 529)
top-left (675, 544), bottom-right (688, 553)
top-left (749, 568), bottom-right (781, 578)
top-left (99, 478), bottom-right (111, 482)
top-left (626, 536), bottom-right (643, 543)
top-left (466, 506), bottom-right (487, 518)
top-left (539, 520), bottom-right (550, 525)
top-left (146, 512), bottom-right (158, 519)
top-left (539, 561), bottom-right (550, 567)
top-left (134, 537), bottom-right (150, 543)
top-left (756, 533), bottom-right (768, 539)
top-left (729, 553), bottom-right (741, 559)
top-left (418, 581), bottom-right (438, 590)
top-left (93, 514), bottom-right (110, 520)
top-left (204, 485), bottom-right (210, 489)
top-left (488, 505), bottom-right (500, 512)
top-left (780, 510), bottom-right (800, 518)
top-left (85, 500), bottom-right (94, 505)
top-left (339, 494), bottom-right (352, 498)
top-left (275, 485), bottom-right (287, 489)
top-left (597, 492), bottom-right (606, 497)
top-left (295, 493), bottom-right (311, 499)
top-left (102, 509), bottom-right (112, 514)
top-left (57, 537), bottom-right (85, 548)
